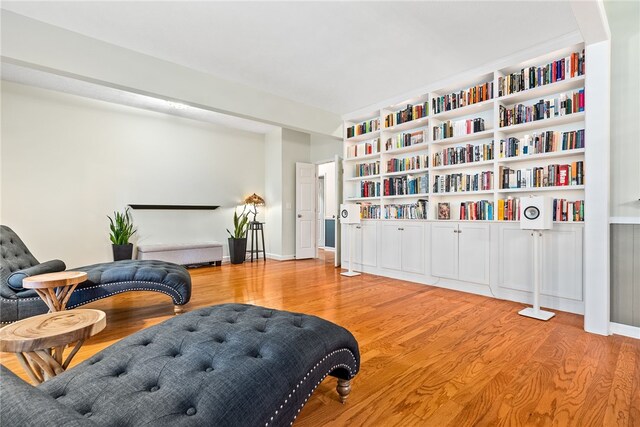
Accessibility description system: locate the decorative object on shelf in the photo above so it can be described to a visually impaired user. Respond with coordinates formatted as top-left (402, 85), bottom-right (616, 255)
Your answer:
top-left (518, 196), bottom-right (555, 321)
top-left (438, 203), bottom-right (451, 220)
top-left (244, 193), bottom-right (265, 222)
top-left (339, 204), bottom-right (361, 277)
top-left (227, 207), bottom-right (250, 264)
top-left (108, 208), bottom-right (137, 261)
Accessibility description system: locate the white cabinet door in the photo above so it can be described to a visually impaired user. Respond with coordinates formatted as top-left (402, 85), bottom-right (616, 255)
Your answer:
top-left (401, 223), bottom-right (425, 274)
top-left (498, 226), bottom-right (534, 292)
top-left (360, 221), bottom-right (378, 267)
top-left (458, 223), bottom-right (490, 285)
top-left (431, 223), bottom-right (458, 279)
top-left (341, 224), bottom-right (363, 268)
top-left (380, 223), bottom-right (402, 271)
top-left (541, 227), bottom-right (583, 301)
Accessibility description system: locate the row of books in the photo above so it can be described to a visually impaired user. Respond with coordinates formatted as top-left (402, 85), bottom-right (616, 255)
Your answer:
top-left (433, 143), bottom-right (494, 167)
top-left (460, 200), bottom-right (494, 221)
top-left (383, 175), bottom-right (429, 196)
top-left (433, 171), bottom-right (494, 193)
top-left (360, 181), bottom-right (381, 198)
top-left (499, 161), bottom-right (584, 189)
top-left (385, 130), bottom-right (425, 151)
top-left (384, 200), bottom-right (428, 220)
top-left (346, 138), bottom-right (380, 159)
top-left (346, 118), bottom-right (380, 139)
top-left (497, 198), bottom-right (520, 221)
top-left (355, 161), bottom-right (380, 177)
top-left (496, 198), bottom-right (585, 221)
top-left (432, 81), bottom-right (494, 114)
top-left (498, 129), bottom-right (585, 158)
top-left (360, 204), bottom-right (381, 219)
top-left (433, 118), bottom-right (486, 141)
top-left (386, 154), bottom-right (429, 173)
top-left (498, 50), bottom-right (586, 97)
top-left (384, 103), bottom-right (428, 128)
top-left (499, 89), bottom-right (585, 128)
top-left (554, 199), bottom-right (584, 222)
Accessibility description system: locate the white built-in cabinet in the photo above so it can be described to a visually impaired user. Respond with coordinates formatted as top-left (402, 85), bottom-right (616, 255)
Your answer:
top-left (380, 222), bottom-right (425, 274)
top-left (342, 221), bottom-right (377, 269)
top-left (431, 222), bottom-right (490, 284)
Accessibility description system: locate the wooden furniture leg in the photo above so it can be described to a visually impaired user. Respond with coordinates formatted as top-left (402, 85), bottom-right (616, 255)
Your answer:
top-left (336, 378), bottom-right (351, 404)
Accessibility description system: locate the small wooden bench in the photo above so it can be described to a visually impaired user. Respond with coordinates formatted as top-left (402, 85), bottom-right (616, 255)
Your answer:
top-left (137, 242), bottom-right (223, 266)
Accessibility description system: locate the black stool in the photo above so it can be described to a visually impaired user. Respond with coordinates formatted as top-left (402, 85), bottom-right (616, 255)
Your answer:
top-left (247, 221), bottom-right (266, 262)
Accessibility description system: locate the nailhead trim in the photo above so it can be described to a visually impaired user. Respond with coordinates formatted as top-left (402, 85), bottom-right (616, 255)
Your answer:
top-left (264, 348), bottom-right (357, 426)
top-left (66, 281), bottom-right (185, 307)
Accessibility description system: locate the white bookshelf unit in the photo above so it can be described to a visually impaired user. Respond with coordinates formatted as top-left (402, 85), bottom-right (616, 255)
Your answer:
top-left (342, 41), bottom-right (591, 316)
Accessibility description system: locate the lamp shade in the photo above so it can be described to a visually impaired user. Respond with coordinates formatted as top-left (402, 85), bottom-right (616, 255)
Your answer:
top-left (244, 193), bottom-right (265, 206)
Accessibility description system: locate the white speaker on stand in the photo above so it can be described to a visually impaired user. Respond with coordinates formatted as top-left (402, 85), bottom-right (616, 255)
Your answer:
top-left (339, 204), bottom-right (361, 277)
top-left (519, 196), bottom-right (555, 321)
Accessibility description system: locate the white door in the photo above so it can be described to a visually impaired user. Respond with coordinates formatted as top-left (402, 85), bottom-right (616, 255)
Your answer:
top-left (380, 223), bottom-right (402, 271)
top-left (458, 223), bottom-right (490, 284)
top-left (296, 162), bottom-right (316, 259)
top-left (334, 155), bottom-right (343, 267)
top-left (361, 221), bottom-right (378, 267)
top-left (431, 223), bottom-right (458, 279)
top-left (402, 223), bottom-right (425, 274)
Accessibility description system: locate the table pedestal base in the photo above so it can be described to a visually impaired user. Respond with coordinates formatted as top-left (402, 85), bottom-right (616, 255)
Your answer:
top-left (15, 340), bottom-right (85, 384)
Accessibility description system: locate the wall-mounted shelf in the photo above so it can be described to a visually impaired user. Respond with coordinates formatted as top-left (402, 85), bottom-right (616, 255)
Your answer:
top-left (128, 204), bottom-right (220, 210)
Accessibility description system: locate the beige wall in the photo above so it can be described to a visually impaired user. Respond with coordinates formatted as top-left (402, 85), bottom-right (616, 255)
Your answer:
top-left (1, 81), bottom-right (265, 266)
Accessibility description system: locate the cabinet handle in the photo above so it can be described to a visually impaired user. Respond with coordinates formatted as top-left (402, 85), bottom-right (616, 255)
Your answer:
top-left (356, 226), bottom-right (361, 229)
top-left (398, 227), bottom-right (404, 231)
top-left (458, 230), bottom-right (462, 233)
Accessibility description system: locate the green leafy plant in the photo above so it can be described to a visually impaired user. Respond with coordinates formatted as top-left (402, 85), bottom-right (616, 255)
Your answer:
top-left (108, 208), bottom-right (137, 245)
top-left (227, 207), bottom-right (250, 239)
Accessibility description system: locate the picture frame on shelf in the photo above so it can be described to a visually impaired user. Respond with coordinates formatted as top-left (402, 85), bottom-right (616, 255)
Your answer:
top-left (438, 203), bottom-right (451, 220)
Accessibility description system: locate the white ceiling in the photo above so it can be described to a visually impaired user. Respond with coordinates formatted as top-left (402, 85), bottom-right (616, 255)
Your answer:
top-left (1, 1), bottom-right (580, 115)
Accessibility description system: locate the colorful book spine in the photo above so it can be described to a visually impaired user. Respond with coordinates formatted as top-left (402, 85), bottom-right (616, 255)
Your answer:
top-left (385, 130), bottom-right (426, 151)
top-left (432, 81), bottom-right (494, 115)
top-left (383, 200), bottom-right (428, 219)
top-left (347, 138), bottom-right (380, 158)
top-left (499, 162), bottom-right (584, 189)
top-left (433, 142), bottom-right (494, 167)
top-left (384, 102), bottom-right (429, 128)
top-left (459, 200), bottom-right (494, 220)
top-left (499, 89), bottom-right (584, 128)
top-left (355, 161), bottom-right (380, 177)
top-left (498, 50), bottom-right (586, 97)
top-left (386, 155), bottom-right (429, 173)
top-left (496, 198), bottom-right (521, 221)
top-left (359, 181), bottom-right (380, 198)
top-left (433, 118), bottom-right (486, 141)
top-left (499, 129), bottom-right (585, 158)
top-left (347, 118), bottom-right (380, 139)
top-left (432, 171), bottom-right (493, 193)
top-left (360, 204), bottom-right (381, 219)
top-left (383, 175), bottom-right (429, 196)
top-left (553, 199), bottom-right (584, 222)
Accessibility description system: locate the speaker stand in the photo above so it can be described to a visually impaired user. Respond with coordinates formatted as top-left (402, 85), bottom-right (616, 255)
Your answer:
top-left (518, 230), bottom-right (555, 321)
top-left (341, 223), bottom-right (360, 277)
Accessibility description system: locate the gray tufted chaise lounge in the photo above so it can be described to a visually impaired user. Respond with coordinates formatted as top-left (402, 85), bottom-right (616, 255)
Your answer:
top-left (1, 225), bottom-right (191, 323)
top-left (1, 303), bottom-right (361, 426)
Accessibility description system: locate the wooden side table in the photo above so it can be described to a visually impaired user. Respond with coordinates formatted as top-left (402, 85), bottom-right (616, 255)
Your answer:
top-left (0, 309), bottom-right (106, 384)
top-left (22, 271), bottom-right (88, 312)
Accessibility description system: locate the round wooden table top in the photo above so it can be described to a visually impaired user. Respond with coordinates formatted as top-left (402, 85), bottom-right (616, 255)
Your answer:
top-left (22, 271), bottom-right (88, 289)
top-left (0, 309), bottom-right (106, 353)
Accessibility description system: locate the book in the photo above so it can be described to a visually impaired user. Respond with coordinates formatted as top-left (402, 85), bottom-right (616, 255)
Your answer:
top-left (347, 118), bottom-right (380, 139)
top-left (432, 142), bottom-right (494, 167)
top-left (384, 102), bottom-right (429, 128)
top-left (432, 117), bottom-right (485, 141)
top-left (499, 89), bottom-right (584, 128)
top-left (432, 80), bottom-right (494, 115)
top-left (438, 203), bottom-right (451, 220)
top-left (384, 200), bottom-right (428, 219)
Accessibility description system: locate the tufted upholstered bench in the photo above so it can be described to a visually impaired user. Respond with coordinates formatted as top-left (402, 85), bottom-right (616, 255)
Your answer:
top-left (0, 303), bottom-right (361, 426)
top-left (1, 225), bottom-right (191, 323)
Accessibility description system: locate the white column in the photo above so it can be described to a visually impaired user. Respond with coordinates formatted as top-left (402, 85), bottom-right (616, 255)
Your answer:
top-left (583, 40), bottom-right (612, 335)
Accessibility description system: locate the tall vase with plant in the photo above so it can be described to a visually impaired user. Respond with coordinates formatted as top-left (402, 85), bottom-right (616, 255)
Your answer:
top-left (108, 208), bottom-right (137, 261)
top-left (227, 207), bottom-right (250, 264)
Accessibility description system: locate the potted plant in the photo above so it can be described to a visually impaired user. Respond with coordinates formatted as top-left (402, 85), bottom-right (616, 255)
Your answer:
top-left (227, 207), bottom-right (250, 264)
top-left (108, 208), bottom-right (137, 261)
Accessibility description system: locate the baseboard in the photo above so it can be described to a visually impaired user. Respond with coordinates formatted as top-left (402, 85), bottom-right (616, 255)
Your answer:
top-left (266, 253), bottom-right (296, 261)
top-left (319, 247), bottom-right (335, 252)
top-left (610, 322), bottom-right (640, 339)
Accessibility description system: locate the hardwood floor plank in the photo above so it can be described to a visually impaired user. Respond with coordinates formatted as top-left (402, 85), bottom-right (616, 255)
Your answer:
top-left (1, 253), bottom-right (639, 426)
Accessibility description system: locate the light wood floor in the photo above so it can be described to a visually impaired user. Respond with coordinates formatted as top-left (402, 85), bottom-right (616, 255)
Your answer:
top-left (2, 251), bottom-right (639, 426)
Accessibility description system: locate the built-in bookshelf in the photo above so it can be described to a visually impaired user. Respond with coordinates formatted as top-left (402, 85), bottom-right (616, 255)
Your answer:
top-left (343, 43), bottom-right (586, 223)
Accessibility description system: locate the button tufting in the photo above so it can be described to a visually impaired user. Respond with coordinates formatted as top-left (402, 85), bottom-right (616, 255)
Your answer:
top-left (174, 353), bottom-right (181, 358)
top-left (186, 407), bottom-right (197, 416)
top-left (118, 371), bottom-right (127, 377)
top-left (205, 367), bottom-right (213, 372)
top-left (84, 412), bottom-right (93, 418)
top-left (149, 386), bottom-right (159, 392)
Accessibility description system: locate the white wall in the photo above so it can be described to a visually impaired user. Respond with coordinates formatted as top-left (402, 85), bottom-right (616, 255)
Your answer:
top-left (310, 133), bottom-right (342, 163)
top-left (1, 81), bottom-right (265, 267)
top-left (605, 0), bottom-right (640, 219)
top-left (264, 128), bottom-right (283, 256)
